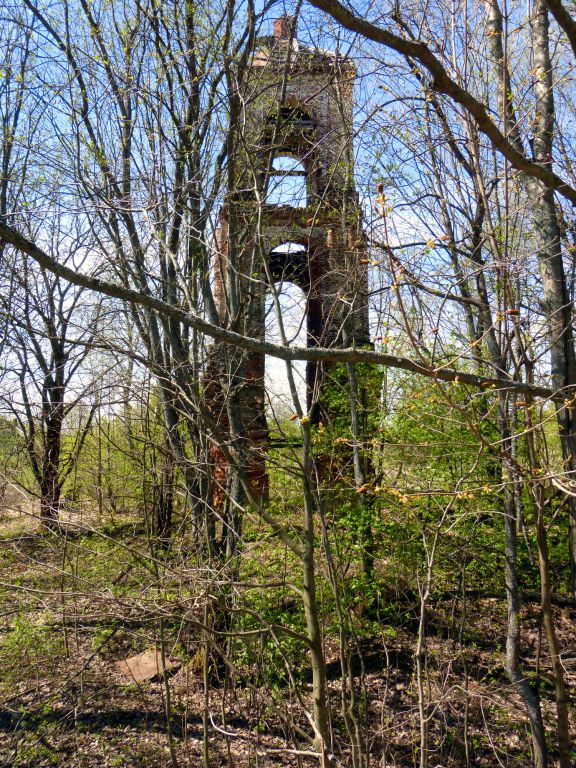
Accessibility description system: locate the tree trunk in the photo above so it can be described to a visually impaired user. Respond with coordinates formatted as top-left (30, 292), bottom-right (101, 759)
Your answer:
top-left (488, 0), bottom-right (576, 600)
top-left (533, 485), bottom-right (572, 768)
top-left (153, 437), bottom-right (175, 543)
top-left (527, 0), bottom-right (576, 598)
top-left (39, 468), bottom-right (61, 525)
top-left (40, 395), bottom-right (65, 526)
top-left (346, 361), bottom-right (375, 585)
top-left (302, 424), bottom-right (332, 764)
top-left (500, 397), bottom-right (548, 767)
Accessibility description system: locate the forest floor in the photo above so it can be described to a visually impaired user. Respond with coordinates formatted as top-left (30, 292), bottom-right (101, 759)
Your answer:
top-left (0, 502), bottom-right (574, 768)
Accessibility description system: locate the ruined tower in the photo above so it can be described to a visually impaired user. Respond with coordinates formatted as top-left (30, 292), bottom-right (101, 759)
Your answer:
top-left (208, 16), bottom-right (370, 504)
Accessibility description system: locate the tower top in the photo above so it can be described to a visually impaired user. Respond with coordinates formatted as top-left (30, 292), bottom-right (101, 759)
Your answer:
top-left (253, 16), bottom-right (353, 72)
top-left (273, 15), bottom-right (296, 41)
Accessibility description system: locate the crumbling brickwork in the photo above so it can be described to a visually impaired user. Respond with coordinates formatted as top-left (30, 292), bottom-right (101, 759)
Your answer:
top-left (206, 16), bottom-right (370, 505)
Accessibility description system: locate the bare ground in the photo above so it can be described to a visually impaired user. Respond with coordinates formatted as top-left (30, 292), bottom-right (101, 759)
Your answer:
top-left (0, 505), bottom-right (574, 768)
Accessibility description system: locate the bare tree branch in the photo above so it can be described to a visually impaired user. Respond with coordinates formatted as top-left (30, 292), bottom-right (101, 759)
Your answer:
top-left (0, 221), bottom-right (559, 400)
top-left (306, 0), bottom-right (576, 205)
top-left (546, 0), bottom-right (576, 61)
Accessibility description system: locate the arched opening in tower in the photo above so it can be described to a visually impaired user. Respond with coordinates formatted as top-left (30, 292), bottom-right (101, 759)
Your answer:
top-left (265, 242), bottom-right (308, 422)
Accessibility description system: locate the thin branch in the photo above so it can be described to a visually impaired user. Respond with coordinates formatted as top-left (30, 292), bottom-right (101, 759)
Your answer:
top-left (307, 0), bottom-right (576, 204)
top-left (0, 221), bottom-right (560, 401)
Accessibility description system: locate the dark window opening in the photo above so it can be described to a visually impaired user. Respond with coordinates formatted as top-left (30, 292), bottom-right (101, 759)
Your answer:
top-left (267, 106), bottom-right (314, 131)
top-left (269, 241), bottom-right (307, 284)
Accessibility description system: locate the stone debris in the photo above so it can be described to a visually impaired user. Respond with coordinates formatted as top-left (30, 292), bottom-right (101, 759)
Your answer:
top-left (115, 649), bottom-right (180, 682)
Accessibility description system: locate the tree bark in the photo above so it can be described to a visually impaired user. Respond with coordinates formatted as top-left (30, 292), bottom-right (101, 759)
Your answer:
top-left (527, 0), bottom-right (576, 599)
top-left (500, 398), bottom-right (548, 768)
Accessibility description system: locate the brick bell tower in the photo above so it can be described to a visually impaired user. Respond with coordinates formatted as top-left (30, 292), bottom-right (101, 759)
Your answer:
top-left (207, 15), bottom-right (370, 506)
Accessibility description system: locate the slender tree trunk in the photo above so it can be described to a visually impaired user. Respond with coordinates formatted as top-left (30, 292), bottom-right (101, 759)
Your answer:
top-left (468, 113), bottom-right (549, 760)
top-left (487, 0), bottom-right (576, 597)
top-left (500, 399), bottom-right (548, 767)
top-left (529, 176), bottom-right (576, 598)
top-left (523, 405), bottom-right (572, 767)
top-left (153, 435), bottom-right (175, 543)
top-left (40, 468), bottom-right (61, 524)
top-left (346, 361), bottom-right (375, 584)
top-left (528, 0), bottom-right (576, 597)
top-left (302, 424), bottom-right (331, 764)
top-left (40, 400), bottom-right (64, 526)
top-left (534, 491), bottom-right (571, 768)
